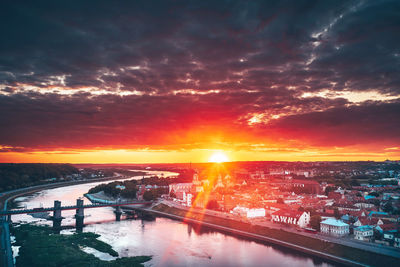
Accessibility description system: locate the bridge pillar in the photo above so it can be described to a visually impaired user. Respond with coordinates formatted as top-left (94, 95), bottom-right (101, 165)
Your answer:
top-left (75, 199), bottom-right (85, 231)
top-left (7, 214), bottom-right (11, 223)
top-left (114, 206), bottom-right (122, 221)
top-left (52, 200), bottom-right (63, 230)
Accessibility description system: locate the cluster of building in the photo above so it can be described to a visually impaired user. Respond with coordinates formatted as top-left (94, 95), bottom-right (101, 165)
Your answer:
top-left (165, 162), bottom-right (400, 248)
top-left (232, 160), bottom-right (400, 182)
top-left (318, 192), bottom-right (400, 246)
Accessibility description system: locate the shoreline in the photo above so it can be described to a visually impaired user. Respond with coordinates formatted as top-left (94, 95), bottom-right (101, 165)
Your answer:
top-left (137, 204), bottom-right (364, 267)
top-left (131, 202), bottom-right (400, 267)
top-left (82, 189), bottom-right (400, 267)
top-left (0, 173), bottom-right (146, 210)
top-left (83, 187), bottom-right (400, 267)
top-left (10, 224), bottom-right (152, 266)
top-left (0, 174), bottom-right (141, 267)
top-left (4, 178), bottom-right (398, 267)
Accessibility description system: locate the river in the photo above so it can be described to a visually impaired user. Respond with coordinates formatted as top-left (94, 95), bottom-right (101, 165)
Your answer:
top-left (10, 174), bottom-right (335, 267)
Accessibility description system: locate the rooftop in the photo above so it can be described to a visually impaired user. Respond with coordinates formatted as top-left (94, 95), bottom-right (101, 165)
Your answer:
top-left (354, 225), bottom-right (373, 232)
top-left (272, 209), bottom-right (306, 219)
top-left (321, 218), bottom-right (349, 227)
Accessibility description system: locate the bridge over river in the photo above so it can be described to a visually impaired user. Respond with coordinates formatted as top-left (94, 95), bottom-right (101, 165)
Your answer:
top-left (1, 198), bottom-right (152, 267)
top-left (1, 199), bottom-right (152, 228)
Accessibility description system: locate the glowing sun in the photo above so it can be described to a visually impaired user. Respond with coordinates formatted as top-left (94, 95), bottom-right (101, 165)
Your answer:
top-left (209, 152), bottom-right (229, 163)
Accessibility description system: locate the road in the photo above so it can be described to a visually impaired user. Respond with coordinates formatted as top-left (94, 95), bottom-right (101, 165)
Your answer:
top-left (253, 220), bottom-right (400, 258)
top-left (142, 204), bottom-right (367, 267)
top-left (161, 199), bottom-right (400, 259)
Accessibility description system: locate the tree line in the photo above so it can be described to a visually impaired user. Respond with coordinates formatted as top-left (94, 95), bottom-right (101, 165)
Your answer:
top-left (0, 163), bottom-right (79, 192)
top-left (87, 178), bottom-right (169, 201)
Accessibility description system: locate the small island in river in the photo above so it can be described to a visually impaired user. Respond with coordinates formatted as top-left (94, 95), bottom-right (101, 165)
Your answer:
top-left (11, 224), bottom-right (151, 267)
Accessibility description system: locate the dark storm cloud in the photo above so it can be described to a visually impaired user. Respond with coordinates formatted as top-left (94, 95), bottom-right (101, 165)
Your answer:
top-left (0, 0), bottom-right (400, 151)
top-left (3, 0), bottom-right (394, 92)
top-left (309, 1), bottom-right (400, 94)
top-left (0, 91), bottom-right (351, 150)
top-left (267, 100), bottom-right (400, 147)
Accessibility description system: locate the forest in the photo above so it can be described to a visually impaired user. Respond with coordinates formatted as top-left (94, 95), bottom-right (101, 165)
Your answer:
top-left (0, 163), bottom-right (79, 192)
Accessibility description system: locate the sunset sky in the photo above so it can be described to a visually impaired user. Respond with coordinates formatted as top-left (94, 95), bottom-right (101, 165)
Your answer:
top-left (1, 0), bottom-right (400, 163)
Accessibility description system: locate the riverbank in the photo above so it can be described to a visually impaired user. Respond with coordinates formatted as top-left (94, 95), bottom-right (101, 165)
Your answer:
top-left (147, 203), bottom-right (398, 267)
top-left (84, 192), bottom-right (117, 204)
top-left (0, 174), bottom-right (141, 267)
top-left (11, 224), bottom-right (151, 267)
top-left (0, 174), bottom-right (135, 210)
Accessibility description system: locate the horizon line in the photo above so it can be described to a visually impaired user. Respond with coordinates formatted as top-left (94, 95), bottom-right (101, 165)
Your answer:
top-left (1, 159), bottom-right (399, 165)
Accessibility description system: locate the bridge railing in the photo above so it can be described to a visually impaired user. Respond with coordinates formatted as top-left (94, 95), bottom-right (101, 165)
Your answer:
top-left (0, 201), bottom-right (152, 215)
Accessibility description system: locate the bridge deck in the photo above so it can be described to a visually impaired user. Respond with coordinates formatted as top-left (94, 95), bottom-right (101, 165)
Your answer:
top-left (0, 201), bottom-right (152, 215)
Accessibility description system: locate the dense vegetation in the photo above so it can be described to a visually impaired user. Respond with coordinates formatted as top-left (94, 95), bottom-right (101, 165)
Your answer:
top-left (310, 215), bottom-right (322, 231)
top-left (12, 224), bottom-right (151, 267)
top-left (313, 176), bottom-right (398, 190)
top-left (87, 179), bottom-right (168, 200)
top-left (0, 163), bottom-right (79, 192)
top-left (88, 181), bottom-right (139, 198)
top-left (86, 170), bottom-right (193, 200)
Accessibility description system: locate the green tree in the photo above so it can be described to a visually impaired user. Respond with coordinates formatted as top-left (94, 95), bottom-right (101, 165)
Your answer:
top-left (143, 190), bottom-right (154, 201)
top-left (383, 201), bottom-right (393, 213)
top-left (0, 163), bottom-right (79, 191)
top-left (374, 230), bottom-right (383, 240)
top-left (310, 215), bottom-right (322, 231)
top-left (120, 186), bottom-right (137, 198)
top-left (305, 207), bottom-right (315, 216)
top-left (324, 186), bottom-right (335, 196)
top-left (334, 208), bottom-right (341, 219)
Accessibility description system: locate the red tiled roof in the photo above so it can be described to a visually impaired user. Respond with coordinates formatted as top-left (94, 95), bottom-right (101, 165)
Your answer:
top-left (265, 203), bottom-right (290, 210)
top-left (290, 179), bottom-right (319, 185)
top-left (328, 192), bottom-right (342, 198)
top-left (314, 212), bottom-right (335, 217)
top-left (346, 210), bottom-right (365, 217)
top-left (302, 198), bottom-right (319, 204)
top-left (371, 213), bottom-right (392, 218)
top-left (358, 217), bottom-right (380, 226)
top-left (380, 219), bottom-right (394, 225)
top-left (378, 224), bottom-right (398, 231)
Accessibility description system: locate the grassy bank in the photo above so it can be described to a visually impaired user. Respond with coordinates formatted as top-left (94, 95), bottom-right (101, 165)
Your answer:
top-left (152, 204), bottom-right (398, 266)
top-left (12, 224), bottom-right (151, 267)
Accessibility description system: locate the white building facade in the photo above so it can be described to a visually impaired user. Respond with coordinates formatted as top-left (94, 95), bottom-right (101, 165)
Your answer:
top-left (271, 210), bottom-right (310, 228)
top-left (320, 218), bottom-right (349, 237)
top-left (231, 206), bottom-right (266, 219)
top-left (247, 208), bottom-right (266, 218)
top-left (169, 183), bottom-right (192, 193)
top-left (354, 226), bottom-right (373, 241)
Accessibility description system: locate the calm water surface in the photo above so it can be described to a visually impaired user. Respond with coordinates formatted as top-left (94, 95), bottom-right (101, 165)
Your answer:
top-left (11, 176), bottom-right (336, 267)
